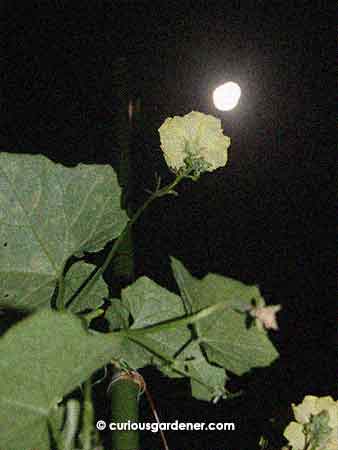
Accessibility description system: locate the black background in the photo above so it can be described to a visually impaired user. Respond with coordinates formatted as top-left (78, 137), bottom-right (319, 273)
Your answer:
top-left (1, 1), bottom-right (336, 449)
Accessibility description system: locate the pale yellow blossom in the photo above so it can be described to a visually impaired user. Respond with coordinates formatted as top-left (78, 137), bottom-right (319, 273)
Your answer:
top-left (284, 395), bottom-right (338, 450)
top-left (158, 111), bottom-right (230, 174)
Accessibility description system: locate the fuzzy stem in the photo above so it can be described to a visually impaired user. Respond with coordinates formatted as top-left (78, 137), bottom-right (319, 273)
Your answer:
top-left (120, 301), bottom-right (228, 339)
top-left (126, 333), bottom-right (215, 394)
top-left (81, 380), bottom-right (94, 450)
top-left (82, 308), bottom-right (105, 327)
top-left (62, 399), bottom-right (80, 450)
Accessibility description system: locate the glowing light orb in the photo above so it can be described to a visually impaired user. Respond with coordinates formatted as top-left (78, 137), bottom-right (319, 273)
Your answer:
top-left (213, 81), bottom-right (241, 111)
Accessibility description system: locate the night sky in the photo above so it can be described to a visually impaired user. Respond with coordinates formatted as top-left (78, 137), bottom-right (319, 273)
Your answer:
top-left (1, 2), bottom-right (336, 449)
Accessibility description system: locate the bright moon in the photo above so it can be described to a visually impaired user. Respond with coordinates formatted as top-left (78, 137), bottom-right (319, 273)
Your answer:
top-left (213, 81), bottom-right (241, 111)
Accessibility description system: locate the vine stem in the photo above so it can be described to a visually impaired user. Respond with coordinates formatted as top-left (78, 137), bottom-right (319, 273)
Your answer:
top-left (126, 333), bottom-right (215, 394)
top-left (62, 399), bottom-right (80, 450)
top-left (81, 379), bottom-right (93, 450)
top-left (56, 261), bottom-right (67, 310)
top-left (120, 301), bottom-right (228, 338)
top-left (67, 172), bottom-right (186, 311)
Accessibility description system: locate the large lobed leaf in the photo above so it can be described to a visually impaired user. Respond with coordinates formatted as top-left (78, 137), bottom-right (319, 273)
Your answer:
top-left (0, 152), bottom-right (128, 310)
top-left (106, 276), bottom-right (191, 369)
top-left (0, 309), bottom-right (125, 450)
top-left (171, 257), bottom-right (279, 375)
top-left (106, 277), bottom-right (224, 400)
top-left (106, 263), bottom-right (278, 401)
top-left (65, 261), bottom-right (108, 313)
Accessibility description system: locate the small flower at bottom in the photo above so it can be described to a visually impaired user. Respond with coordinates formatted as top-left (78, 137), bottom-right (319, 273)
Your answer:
top-left (249, 304), bottom-right (281, 331)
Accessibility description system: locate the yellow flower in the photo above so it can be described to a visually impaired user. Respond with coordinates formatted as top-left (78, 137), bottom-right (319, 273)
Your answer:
top-left (158, 111), bottom-right (230, 174)
top-left (293, 395), bottom-right (338, 428)
top-left (284, 395), bottom-right (338, 450)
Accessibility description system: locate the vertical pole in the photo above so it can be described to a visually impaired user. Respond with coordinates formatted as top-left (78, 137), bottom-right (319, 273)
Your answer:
top-left (110, 58), bottom-right (139, 449)
top-left (111, 57), bottom-right (135, 284)
top-left (110, 372), bottom-right (142, 450)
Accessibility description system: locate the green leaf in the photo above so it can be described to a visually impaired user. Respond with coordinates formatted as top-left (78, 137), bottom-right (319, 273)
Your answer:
top-left (122, 276), bottom-right (185, 327)
top-left (107, 276), bottom-right (191, 370)
top-left (178, 342), bottom-right (227, 402)
top-left (0, 152), bottom-right (128, 310)
top-left (123, 276), bottom-right (190, 358)
top-left (171, 256), bottom-right (260, 313)
top-left (189, 358), bottom-right (227, 402)
top-left (105, 298), bottom-right (130, 331)
top-left (171, 257), bottom-right (278, 375)
top-left (0, 309), bottom-right (125, 450)
top-left (66, 261), bottom-right (108, 313)
top-left (109, 277), bottom-right (232, 402)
